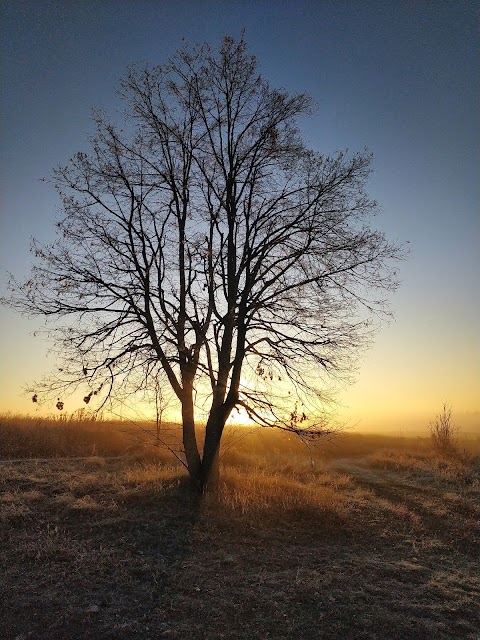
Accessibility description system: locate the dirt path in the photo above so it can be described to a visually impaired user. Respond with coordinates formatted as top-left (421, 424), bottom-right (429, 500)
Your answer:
top-left (332, 457), bottom-right (388, 482)
top-left (332, 456), bottom-right (430, 495)
top-left (331, 456), bottom-right (479, 555)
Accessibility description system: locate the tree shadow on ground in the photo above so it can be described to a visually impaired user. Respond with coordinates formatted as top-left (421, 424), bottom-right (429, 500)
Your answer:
top-left (2, 475), bottom-right (205, 639)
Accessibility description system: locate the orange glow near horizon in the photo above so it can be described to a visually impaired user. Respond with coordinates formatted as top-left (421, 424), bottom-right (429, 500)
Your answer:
top-left (1, 365), bottom-right (478, 435)
top-left (0, 308), bottom-right (478, 433)
top-left (1, 1), bottom-right (479, 446)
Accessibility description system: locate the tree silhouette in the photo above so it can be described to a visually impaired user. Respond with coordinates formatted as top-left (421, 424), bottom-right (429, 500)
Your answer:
top-left (7, 36), bottom-right (402, 489)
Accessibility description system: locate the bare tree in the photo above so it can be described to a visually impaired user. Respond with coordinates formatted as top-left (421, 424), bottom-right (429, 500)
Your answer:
top-left (6, 35), bottom-right (403, 490)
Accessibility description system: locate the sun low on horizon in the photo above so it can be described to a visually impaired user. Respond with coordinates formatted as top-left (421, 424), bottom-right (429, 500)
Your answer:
top-left (1, 1), bottom-right (478, 437)
top-left (0, 5), bottom-right (479, 638)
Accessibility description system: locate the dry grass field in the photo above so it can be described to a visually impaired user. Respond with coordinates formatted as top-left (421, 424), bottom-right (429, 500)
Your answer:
top-left (1, 415), bottom-right (479, 639)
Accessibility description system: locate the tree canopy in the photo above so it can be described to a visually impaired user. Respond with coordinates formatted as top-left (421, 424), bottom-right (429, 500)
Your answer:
top-left (7, 35), bottom-right (402, 489)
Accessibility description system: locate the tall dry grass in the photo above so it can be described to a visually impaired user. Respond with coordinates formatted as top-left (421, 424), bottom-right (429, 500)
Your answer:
top-left (3, 412), bottom-right (478, 462)
top-left (366, 448), bottom-right (479, 485)
top-left (2, 414), bottom-right (478, 507)
top-left (0, 413), bottom-right (173, 460)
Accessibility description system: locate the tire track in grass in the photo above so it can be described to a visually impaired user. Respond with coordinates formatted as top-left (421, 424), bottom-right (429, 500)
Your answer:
top-left (331, 457), bottom-right (479, 555)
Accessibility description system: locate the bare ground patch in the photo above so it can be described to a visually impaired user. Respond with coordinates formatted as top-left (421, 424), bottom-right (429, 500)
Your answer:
top-left (1, 454), bottom-right (479, 639)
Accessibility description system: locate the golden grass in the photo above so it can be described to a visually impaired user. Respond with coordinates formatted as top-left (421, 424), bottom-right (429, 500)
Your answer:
top-left (122, 463), bottom-right (182, 489)
top-left (210, 464), bottom-right (347, 516)
top-left (0, 412), bottom-right (176, 460)
top-left (2, 411), bottom-right (478, 464)
top-left (366, 448), bottom-right (479, 485)
top-left (2, 412), bottom-right (478, 518)
top-left (1, 424), bottom-right (479, 639)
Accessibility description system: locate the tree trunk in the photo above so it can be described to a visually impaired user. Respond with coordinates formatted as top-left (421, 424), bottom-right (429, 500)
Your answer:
top-left (200, 417), bottom-right (224, 491)
top-left (181, 393), bottom-right (202, 491)
top-left (202, 447), bottom-right (220, 491)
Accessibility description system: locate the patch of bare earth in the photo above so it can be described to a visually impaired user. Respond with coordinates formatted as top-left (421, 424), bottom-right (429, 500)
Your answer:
top-left (1, 455), bottom-right (479, 639)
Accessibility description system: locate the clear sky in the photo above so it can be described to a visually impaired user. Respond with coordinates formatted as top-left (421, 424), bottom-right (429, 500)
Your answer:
top-left (1, 0), bottom-right (478, 430)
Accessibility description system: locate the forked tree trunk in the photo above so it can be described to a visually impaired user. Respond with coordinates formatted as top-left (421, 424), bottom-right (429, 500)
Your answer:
top-left (181, 394), bottom-right (229, 491)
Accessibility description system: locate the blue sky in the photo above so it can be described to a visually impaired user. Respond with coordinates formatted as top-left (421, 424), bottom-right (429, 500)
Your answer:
top-left (1, 0), bottom-right (478, 426)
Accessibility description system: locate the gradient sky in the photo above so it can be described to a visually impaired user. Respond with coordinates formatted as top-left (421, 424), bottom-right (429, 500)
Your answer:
top-left (1, 0), bottom-right (478, 429)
